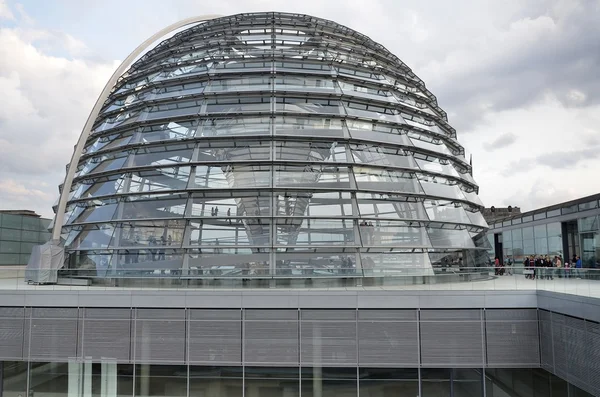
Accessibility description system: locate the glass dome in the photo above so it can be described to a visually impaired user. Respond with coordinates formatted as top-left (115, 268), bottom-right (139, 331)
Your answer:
top-left (58, 12), bottom-right (489, 278)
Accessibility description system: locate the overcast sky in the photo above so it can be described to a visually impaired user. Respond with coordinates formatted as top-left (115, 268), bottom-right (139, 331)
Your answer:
top-left (0, 0), bottom-right (598, 219)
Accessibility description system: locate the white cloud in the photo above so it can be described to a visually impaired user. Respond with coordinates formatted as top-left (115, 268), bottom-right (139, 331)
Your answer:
top-left (0, 25), bottom-right (118, 217)
top-left (0, 0), bottom-right (598, 217)
top-left (0, 0), bottom-right (13, 20)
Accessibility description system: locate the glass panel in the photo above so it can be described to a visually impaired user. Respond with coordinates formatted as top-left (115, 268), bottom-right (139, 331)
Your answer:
top-left (301, 368), bottom-right (356, 397)
top-left (466, 210), bottom-right (488, 228)
top-left (274, 251), bottom-right (355, 276)
top-left (275, 166), bottom-right (351, 189)
top-left (343, 100), bottom-right (402, 123)
top-left (69, 202), bottom-right (118, 224)
top-left (135, 364), bottom-right (187, 397)
top-left (421, 368), bottom-right (451, 397)
top-left (419, 180), bottom-right (467, 201)
top-left (276, 141), bottom-right (349, 163)
top-left (579, 200), bottom-right (599, 211)
top-left (275, 218), bottom-right (356, 246)
top-left (522, 227), bottom-right (534, 240)
top-left (275, 75), bottom-right (337, 93)
top-left (275, 97), bottom-right (343, 115)
top-left (522, 215), bottom-right (533, 222)
top-left (409, 136), bottom-right (452, 156)
top-left (189, 191), bottom-right (272, 218)
top-left (548, 236), bottom-right (562, 255)
top-left (535, 237), bottom-right (549, 255)
top-left (356, 194), bottom-right (427, 220)
top-left (129, 167), bottom-right (191, 193)
top-left (189, 366), bottom-right (243, 397)
top-left (140, 121), bottom-right (199, 142)
top-left (72, 174), bottom-right (128, 199)
top-left (427, 228), bottom-right (476, 248)
top-left (561, 204), bottom-right (578, 215)
top-left (534, 212), bottom-right (546, 220)
top-left (205, 96), bottom-right (271, 114)
top-left (359, 221), bottom-right (430, 247)
top-left (425, 201), bottom-right (471, 224)
top-left (188, 248), bottom-right (270, 275)
top-left (0, 240), bottom-right (21, 253)
top-left (131, 147), bottom-right (194, 168)
top-left (547, 208), bottom-right (561, 217)
top-left (354, 168), bottom-right (421, 193)
top-left (339, 80), bottom-right (398, 102)
top-left (579, 216), bottom-right (599, 232)
top-left (274, 116), bottom-right (344, 138)
top-left (199, 117), bottom-right (271, 137)
top-left (546, 222), bottom-right (562, 236)
top-left (192, 165), bottom-right (271, 189)
top-left (523, 239), bottom-right (535, 256)
top-left (65, 225), bottom-right (116, 250)
top-left (244, 367), bottom-right (299, 397)
top-left (22, 216), bottom-right (41, 231)
top-left (534, 224), bottom-right (547, 238)
top-left (153, 80), bottom-right (206, 99)
top-left (275, 191), bottom-right (354, 217)
top-left (452, 368), bottom-right (483, 397)
top-left (207, 76), bottom-right (271, 93)
top-left (119, 194), bottom-right (188, 220)
top-left (0, 227), bottom-right (21, 240)
top-left (358, 368), bottom-right (419, 397)
top-left (78, 152), bottom-right (129, 177)
top-left (0, 214), bottom-right (22, 229)
top-left (198, 141), bottom-right (271, 162)
top-left (416, 158), bottom-right (460, 178)
top-left (1, 361), bottom-right (28, 396)
top-left (351, 144), bottom-right (417, 168)
top-left (347, 120), bottom-right (413, 146)
top-left (188, 218), bottom-right (270, 246)
top-left (361, 252), bottom-right (431, 275)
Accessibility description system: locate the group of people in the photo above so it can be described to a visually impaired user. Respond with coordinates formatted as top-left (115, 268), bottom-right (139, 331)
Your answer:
top-left (359, 221), bottom-right (376, 244)
top-left (493, 254), bottom-right (584, 279)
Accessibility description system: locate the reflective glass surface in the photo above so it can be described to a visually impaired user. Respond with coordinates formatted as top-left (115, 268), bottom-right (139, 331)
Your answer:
top-left (60, 12), bottom-right (488, 276)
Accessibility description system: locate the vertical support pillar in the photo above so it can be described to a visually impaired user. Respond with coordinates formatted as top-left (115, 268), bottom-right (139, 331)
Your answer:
top-left (139, 365), bottom-right (150, 397)
top-left (68, 362), bottom-right (83, 397)
top-left (83, 363), bottom-right (92, 397)
top-left (101, 363), bottom-right (117, 397)
top-left (312, 326), bottom-right (322, 397)
top-left (0, 361), bottom-right (4, 397)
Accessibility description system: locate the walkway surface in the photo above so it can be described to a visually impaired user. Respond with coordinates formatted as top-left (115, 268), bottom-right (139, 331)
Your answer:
top-left (0, 273), bottom-right (599, 299)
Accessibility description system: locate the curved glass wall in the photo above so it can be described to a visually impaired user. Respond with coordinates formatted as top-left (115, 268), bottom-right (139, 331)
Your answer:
top-left (59, 12), bottom-right (488, 276)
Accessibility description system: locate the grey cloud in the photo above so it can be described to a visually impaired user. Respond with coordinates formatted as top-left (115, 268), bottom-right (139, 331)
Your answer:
top-left (501, 146), bottom-right (600, 176)
top-left (483, 133), bottom-right (518, 151)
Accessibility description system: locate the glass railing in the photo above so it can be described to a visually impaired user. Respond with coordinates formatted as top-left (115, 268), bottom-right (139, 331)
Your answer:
top-left (1, 266), bottom-right (600, 295)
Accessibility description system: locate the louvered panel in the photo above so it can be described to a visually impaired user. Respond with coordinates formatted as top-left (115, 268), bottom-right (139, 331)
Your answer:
top-left (189, 320), bottom-right (241, 364)
top-left (189, 309), bottom-right (241, 321)
top-left (485, 321), bottom-right (539, 366)
top-left (0, 308), bottom-right (25, 318)
top-left (358, 310), bottom-right (417, 321)
top-left (81, 307), bottom-right (132, 362)
top-left (0, 318), bottom-right (24, 359)
top-left (552, 320), bottom-right (568, 379)
top-left (136, 308), bottom-right (185, 320)
top-left (134, 319), bottom-right (185, 364)
top-left (563, 319), bottom-right (588, 390)
top-left (244, 320), bottom-right (298, 364)
top-left (358, 321), bottom-right (418, 366)
top-left (29, 318), bottom-right (78, 360)
top-left (420, 309), bottom-right (481, 321)
top-left (31, 307), bottom-right (78, 318)
top-left (245, 310), bottom-right (298, 321)
top-left (486, 309), bottom-right (538, 321)
top-left (539, 319), bottom-right (554, 372)
top-left (22, 309), bottom-right (31, 359)
top-left (586, 321), bottom-right (600, 392)
top-left (301, 310), bottom-right (356, 321)
top-left (420, 321), bottom-right (483, 366)
top-left (301, 321), bottom-right (357, 365)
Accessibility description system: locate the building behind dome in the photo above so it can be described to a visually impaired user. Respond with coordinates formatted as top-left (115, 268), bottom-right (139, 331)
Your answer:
top-left (56, 12), bottom-right (488, 278)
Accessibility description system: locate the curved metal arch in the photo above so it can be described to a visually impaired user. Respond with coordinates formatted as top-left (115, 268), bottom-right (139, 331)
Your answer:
top-left (52, 15), bottom-right (223, 240)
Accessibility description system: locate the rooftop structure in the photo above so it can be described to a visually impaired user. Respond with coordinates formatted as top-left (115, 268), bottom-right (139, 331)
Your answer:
top-left (53, 12), bottom-right (488, 280)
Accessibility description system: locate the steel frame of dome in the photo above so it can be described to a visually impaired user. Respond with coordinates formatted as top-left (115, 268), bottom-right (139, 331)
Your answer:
top-left (54, 12), bottom-right (489, 278)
